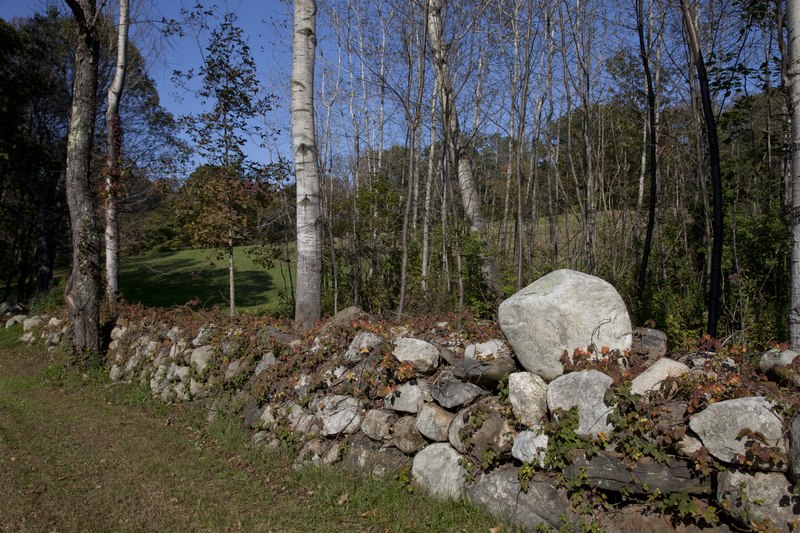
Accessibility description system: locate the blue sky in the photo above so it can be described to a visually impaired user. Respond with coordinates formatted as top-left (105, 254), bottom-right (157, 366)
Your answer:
top-left (0, 0), bottom-right (296, 168)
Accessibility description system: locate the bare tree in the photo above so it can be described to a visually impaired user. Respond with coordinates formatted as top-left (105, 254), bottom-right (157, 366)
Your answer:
top-left (786, 0), bottom-right (800, 348)
top-left (64, 0), bottom-right (102, 361)
top-left (104, 0), bottom-right (130, 312)
top-left (292, 0), bottom-right (322, 329)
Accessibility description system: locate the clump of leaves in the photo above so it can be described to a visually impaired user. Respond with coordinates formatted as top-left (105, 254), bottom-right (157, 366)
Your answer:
top-left (735, 428), bottom-right (787, 470)
top-left (543, 407), bottom-right (594, 469)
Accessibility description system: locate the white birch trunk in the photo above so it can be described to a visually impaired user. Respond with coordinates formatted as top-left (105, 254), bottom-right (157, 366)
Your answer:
top-left (292, 0), bottom-right (322, 329)
top-left (104, 0), bottom-right (129, 311)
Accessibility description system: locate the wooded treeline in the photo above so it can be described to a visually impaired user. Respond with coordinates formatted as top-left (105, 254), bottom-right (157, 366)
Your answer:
top-left (1, 0), bottom-right (797, 357)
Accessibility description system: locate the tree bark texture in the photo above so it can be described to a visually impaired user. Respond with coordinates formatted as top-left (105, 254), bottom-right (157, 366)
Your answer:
top-left (787, 0), bottom-right (800, 348)
top-left (681, 0), bottom-right (723, 338)
top-left (292, 0), bottom-right (322, 329)
top-left (65, 0), bottom-right (101, 359)
top-left (104, 0), bottom-right (129, 312)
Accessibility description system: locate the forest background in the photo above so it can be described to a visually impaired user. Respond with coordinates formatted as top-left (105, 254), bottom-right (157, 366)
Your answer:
top-left (0, 0), bottom-right (792, 351)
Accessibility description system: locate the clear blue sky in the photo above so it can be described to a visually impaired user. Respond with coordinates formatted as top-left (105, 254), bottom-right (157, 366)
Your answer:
top-left (0, 0), bottom-right (295, 169)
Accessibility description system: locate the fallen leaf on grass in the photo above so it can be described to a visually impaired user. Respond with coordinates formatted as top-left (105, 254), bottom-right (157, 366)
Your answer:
top-left (337, 492), bottom-right (349, 505)
top-left (360, 508), bottom-right (378, 517)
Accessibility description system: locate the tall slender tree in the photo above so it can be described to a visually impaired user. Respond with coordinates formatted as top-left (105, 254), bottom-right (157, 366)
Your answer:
top-left (786, 0), bottom-right (800, 348)
top-left (681, 0), bottom-right (724, 338)
top-left (104, 0), bottom-right (130, 312)
top-left (292, 0), bottom-right (322, 329)
top-left (64, 0), bottom-right (102, 361)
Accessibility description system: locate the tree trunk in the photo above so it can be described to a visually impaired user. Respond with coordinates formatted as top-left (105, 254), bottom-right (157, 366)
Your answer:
top-left (292, 0), bottom-right (322, 330)
top-left (681, 0), bottom-right (724, 338)
top-left (104, 0), bottom-right (129, 312)
top-left (427, 0), bottom-right (499, 297)
top-left (65, 0), bottom-right (102, 361)
top-left (786, 0), bottom-right (800, 348)
top-left (228, 233), bottom-right (236, 316)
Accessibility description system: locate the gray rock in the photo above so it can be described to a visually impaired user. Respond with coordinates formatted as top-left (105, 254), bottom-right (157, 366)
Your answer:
top-left (631, 327), bottom-right (668, 361)
top-left (385, 381), bottom-right (431, 414)
top-left (342, 435), bottom-right (409, 477)
top-left (0, 301), bottom-right (24, 315)
top-left (677, 434), bottom-right (704, 457)
top-left (689, 396), bottom-right (786, 465)
top-left (192, 326), bottom-right (214, 347)
top-left (759, 348), bottom-right (799, 374)
top-left (18, 332), bottom-right (33, 344)
top-left (564, 451), bottom-right (711, 496)
top-left (5, 314), bottom-right (26, 329)
top-left (343, 331), bottom-right (384, 365)
top-left (190, 345), bottom-right (215, 375)
top-left (282, 401), bottom-right (320, 435)
top-left (790, 410), bottom-right (800, 484)
top-left (630, 358), bottom-right (689, 396)
top-left (224, 359), bottom-right (244, 381)
top-left (450, 397), bottom-right (516, 460)
top-left (411, 443), bottom-right (468, 500)
top-left (464, 339), bottom-right (510, 360)
top-left (361, 409), bottom-right (397, 442)
top-left (320, 306), bottom-right (372, 333)
top-left (717, 469), bottom-right (799, 531)
top-left (466, 467), bottom-right (572, 530)
top-left (110, 325), bottom-right (127, 341)
top-left (511, 430), bottom-right (548, 467)
top-left (254, 352), bottom-right (277, 376)
top-left (318, 395), bottom-right (361, 436)
top-left (189, 379), bottom-right (205, 398)
top-left (547, 369), bottom-right (615, 437)
top-left (109, 364), bottom-right (123, 382)
top-left (430, 373), bottom-right (487, 409)
top-left (45, 332), bottom-right (61, 346)
top-left (393, 337), bottom-right (440, 374)
top-left (452, 355), bottom-right (517, 387)
top-left (391, 416), bottom-right (427, 454)
top-left (498, 269), bottom-right (632, 381)
top-left (416, 403), bottom-right (454, 442)
top-left (508, 372), bottom-right (548, 428)
top-left (166, 363), bottom-right (190, 383)
top-left (293, 439), bottom-right (344, 469)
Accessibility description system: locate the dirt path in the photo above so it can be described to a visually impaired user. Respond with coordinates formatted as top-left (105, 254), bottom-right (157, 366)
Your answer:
top-left (0, 340), bottom-right (496, 532)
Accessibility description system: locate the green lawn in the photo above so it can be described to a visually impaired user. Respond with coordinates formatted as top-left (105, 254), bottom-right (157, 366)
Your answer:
top-left (119, 245), bottom-right (294, 315)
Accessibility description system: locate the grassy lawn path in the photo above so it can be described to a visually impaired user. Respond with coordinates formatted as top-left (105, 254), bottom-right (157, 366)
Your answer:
top-left (0, 337), bottom-right (499, 532)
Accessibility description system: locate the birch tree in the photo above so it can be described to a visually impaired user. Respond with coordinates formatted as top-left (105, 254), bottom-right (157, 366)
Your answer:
top-left (292, 0), bottom-right (322, 329)
top-left (64, 0), bottom-right (102, 360)
top-left (104, 0), bottom-right (130, 311)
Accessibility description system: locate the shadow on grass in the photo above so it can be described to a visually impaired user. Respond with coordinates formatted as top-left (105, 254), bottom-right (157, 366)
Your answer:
top-left (119, 254), bottom-right (274, 310)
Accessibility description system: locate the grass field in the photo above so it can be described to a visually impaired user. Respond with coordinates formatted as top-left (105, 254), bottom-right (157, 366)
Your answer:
top-left (0, 327), bottom-right (501, 531)
top-left (119, 246), bottom-right (294, 315)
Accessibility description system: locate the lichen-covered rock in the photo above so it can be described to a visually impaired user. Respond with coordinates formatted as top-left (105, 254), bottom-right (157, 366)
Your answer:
top-left (450, 397), bottom-right (516, 460)
top-left (392, 337), bottom-right (440, 373)
top-left (416, 403), bottom-right (454, 442)
top-left (511, 431), bottom-right (548, 467)
top-left (630, 358), bottom-right (689, 396)
top-left (5, 314), bottom-right (26, 329)
top-left (343, 331), bottom-right (384, 365)
top-left (466, 467), bottom-right (572, 530)
top-left (318, 395), bottom-right (361, 436)
top-left (759, 348), bottom-right (799, 374)
top-left (412, 443), bottom-right (467, 499)
top-left (508, 372), bottom-right (548, 428)
top-left (464, 339), bottom-right (510, 360)
top-left (547, 369), bottom-right (615, 437)
top-left (254, 352), bottom-right (276, 376)
top-left (361, 409), bottom-right (397, 442)
top-left (430, 372), bottom-right (486, 409)
top-left (22, 316), bottom-right (42, 331)
top-left (391, 416), bottom-right (427, 454)
top-left (109, 364), bottom-right (123, 382)
top-left (385, 381), bottom-right (430, 414)
top-left (717, 469), bottom-right (799, 531)
top-left (498, 269), bottom-right (632, 381)
top-left (452, 355), bottom-right (517, 388)
top-left (631, 327), bottom-right (668, 361)
top-left (342, 435), bottom-right (409, 477)
top-left (190, 345), bottom-right (214, 375)
top-left (282, 401), bottom-right (320, 436)
top-left (224, 359), bottom-right (244, 381)
top-left (293, 439), bottom-right (345, 469)
top-left (689, 396), bottom-right (786, 466)
top-left (166, 363), bottom-right (190, 383)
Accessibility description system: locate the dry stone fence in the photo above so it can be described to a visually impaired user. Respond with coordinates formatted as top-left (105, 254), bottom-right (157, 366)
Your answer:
top-left (7, 269), bottom-right (800, 531)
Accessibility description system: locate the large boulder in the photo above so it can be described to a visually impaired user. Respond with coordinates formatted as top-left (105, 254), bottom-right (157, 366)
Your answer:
top-left (411, 443), bottom-right (468, 499)
top-left (498, 269), bottom-right (632, 381)
top-left (466, 467), bottom-right (573, 530)
top-left (689, 397), bottom-right (786, 466)
top-left (547, 369), bottom-right (615, 437)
